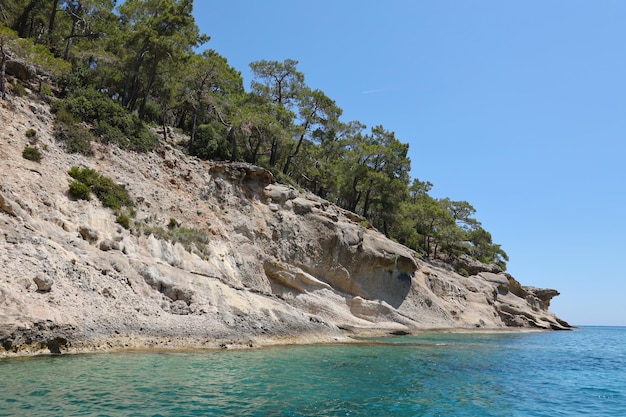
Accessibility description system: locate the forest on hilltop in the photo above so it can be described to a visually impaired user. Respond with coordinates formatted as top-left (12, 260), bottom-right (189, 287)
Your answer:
top-left (0, 0), bottom-right (508, 271)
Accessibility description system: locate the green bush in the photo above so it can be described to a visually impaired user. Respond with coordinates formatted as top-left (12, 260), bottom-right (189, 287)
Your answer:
top-left (25, 128), bottom-right (37, 138)
top-left (62, 92), bottom-right (94, 121)
top-left (93, 120), bottom-right (127, 147)
top-left (98, 183), bottom-right (133, 211)
top-left (54, 123), bottom-right (93, 155)
top-left (53, 105), bottom-right (77, 125)
top-left (457, 268), bottom-right (470, 277)
top-left (22, 146), bottom-right (42, 162)
top-left (40, 83), bottom-right (53, 97)
top-left (56, 88), bottom-right (157, 152)
top-left (193, 123), bottom-right (230, 159)
top-left (168, 218), bottom-right (179, 229)
top-left (142, 99), bottom-right (161, 124)
top-left (68, 166), bottom-right (99, 184)
top-left (68, 166), bottom-right (133, 211)
top-left (68, 180), bottom-right (91, 200)
top-left (12, 82), bottom-right (26, 97)
top-left (116, 215), bottom-right (131, 229)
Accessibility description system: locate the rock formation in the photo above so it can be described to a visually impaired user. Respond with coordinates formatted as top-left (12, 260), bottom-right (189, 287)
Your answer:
top-left (0, 94), bottom-right (570, 356)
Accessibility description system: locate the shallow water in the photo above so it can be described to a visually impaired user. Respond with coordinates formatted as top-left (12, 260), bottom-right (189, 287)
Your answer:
top-left (1, 327), bottom-right (624, 416)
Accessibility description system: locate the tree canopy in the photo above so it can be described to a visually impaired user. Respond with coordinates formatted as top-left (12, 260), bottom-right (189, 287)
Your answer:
top-left (0, 0), bottom-right (508, 270)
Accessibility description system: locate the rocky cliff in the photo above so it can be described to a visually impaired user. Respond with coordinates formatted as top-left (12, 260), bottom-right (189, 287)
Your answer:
top-left (0, 93), bottom-right (570, 356)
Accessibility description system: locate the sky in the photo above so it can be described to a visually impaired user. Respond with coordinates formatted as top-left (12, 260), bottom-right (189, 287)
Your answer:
top-left (192, 1), bottom-right (626, 326)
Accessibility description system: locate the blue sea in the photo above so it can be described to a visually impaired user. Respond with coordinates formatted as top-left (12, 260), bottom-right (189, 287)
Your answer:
top-left (1, 326), bottom-right (624, 416)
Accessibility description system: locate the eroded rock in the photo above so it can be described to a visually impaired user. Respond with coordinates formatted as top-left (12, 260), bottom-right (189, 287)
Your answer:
top-left (6, 60), bottom-right (37, 81)
top-left (0, 93), bottom-right (571, 356)
top-left (79, 227), bottom-right (99, 243)
top-left (0, 194), bottom-right (17, 217)
top-left (33, 274), bottom-right (53, 292)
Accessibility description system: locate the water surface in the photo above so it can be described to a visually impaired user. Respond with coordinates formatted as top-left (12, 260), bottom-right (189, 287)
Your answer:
top-left (1, 327), bottom-right (624, 416)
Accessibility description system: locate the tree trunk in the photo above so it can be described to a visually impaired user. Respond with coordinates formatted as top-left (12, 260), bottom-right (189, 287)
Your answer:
top-left (15, 0), bottom-right (39, 38)
top-left (250, 126), bottom-right (263, 165)
top-left (63, 2), bottom-right (84, 60)
top-left (161, 103), bottom-right (169, 142)
top-left (175, 108), bottom-right (188, 129)
top-left (283, 132), bottom-right (304, 175)
top-left (1, 46), bottom-right (7, 100)
top-left (63, 16), bottom-right (77, 60)
top-left (269, 137), bottom-right (278, 167)
top-left (189, 105), bottom-right (199, 154)
top-left (348, 176), bottom-right (362, 213)
top-left (48, 0), bottom-right (60, 46)
top-left (228, 126), bottom-right (238, 161)
top-left (362, 187), bottom-right (372, 219)
top-left (122, 51), bottom-right (145, 109)
top-left (283, 117), bottom-right (311, 175)
top-left (139, 61), bottom-right (159, 120)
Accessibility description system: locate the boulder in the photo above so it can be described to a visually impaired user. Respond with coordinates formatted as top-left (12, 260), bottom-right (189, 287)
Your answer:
top-left (99, 239), bottom-right (121, 252)
top-left (33, 275), bottom-right (54, 292)
top-left (6, 60), bottom-right (36, 81)
top-left (78, 227), bottom-right (99, 243)
top-left (0, 194), bottom-right (16, 217)
top-left (452, 254), bottom-right (503, 276)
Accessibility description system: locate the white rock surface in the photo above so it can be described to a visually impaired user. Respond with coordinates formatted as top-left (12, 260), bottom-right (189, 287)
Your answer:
top-left (0, 94), bottom-right (570, 356)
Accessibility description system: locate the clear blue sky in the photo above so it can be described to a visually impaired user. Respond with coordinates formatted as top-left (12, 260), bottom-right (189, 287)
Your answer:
top-left (192, 1), bottom-right (626, 326)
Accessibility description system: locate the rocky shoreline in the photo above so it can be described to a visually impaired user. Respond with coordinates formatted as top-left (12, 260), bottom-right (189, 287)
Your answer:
top-left (1, 325), bottom-right (562, 359)
top-left (1, 94), bottom-right (570, 358)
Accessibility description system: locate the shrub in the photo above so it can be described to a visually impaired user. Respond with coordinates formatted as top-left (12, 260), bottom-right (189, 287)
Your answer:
top-left (68, 180), bottom-right (91, 200)
top-left (62, 92), bottom-right (94, 121)
top-left (93, 120), bottom-right (127, 147)
top-left (22, 41), bottom-right (71, 79)
top-left (25, 128), bottom-right (37, 138)
top-left (12, 82), bottom-right (26, 97)
top-left (168, 218), bottom-right (179, 229)
top-left (52, 105), bottom-right (77, 125)
top-left (56, 88), bottom-right (157, 152)
top-left (68, 166), bottom-right (133, 211)
top-left (457, 268), bottom-right (470, 277)
top-left (68, 166), bottom-right (100, 184)
top-left (116, 215), bottom-right (131, 229)
top-left (97, 183), bottom-right (133, 211)
top-left (22, 146), bottom-right (42, 162)
top-left (54, 123), bottom-right (93, 155)
top-left (193, 123), bottom-right (230, 159)
top-left (40, 83), bottom-right (53, 97)
top-left (142, 99), bottom-right (161, 124)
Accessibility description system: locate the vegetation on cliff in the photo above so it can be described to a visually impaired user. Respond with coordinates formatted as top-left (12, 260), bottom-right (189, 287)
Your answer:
top-left (1, 0), bottom-right (507, 269)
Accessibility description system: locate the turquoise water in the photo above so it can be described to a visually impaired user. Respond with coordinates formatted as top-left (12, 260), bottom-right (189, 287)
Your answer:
top-left (1, 327), bottom-right (624, 416)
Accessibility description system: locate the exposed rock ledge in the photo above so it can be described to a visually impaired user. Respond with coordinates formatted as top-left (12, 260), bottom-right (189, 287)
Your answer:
top-left (0, 95), bottom-right (570, 357)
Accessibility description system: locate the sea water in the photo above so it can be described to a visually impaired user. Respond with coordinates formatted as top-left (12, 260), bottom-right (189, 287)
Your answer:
top-left (1, 326), bottom-right (624, 416)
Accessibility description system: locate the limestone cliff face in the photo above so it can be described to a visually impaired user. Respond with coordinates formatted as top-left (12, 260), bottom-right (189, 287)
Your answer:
top-left (0, 95), bottom-right (570, 356)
